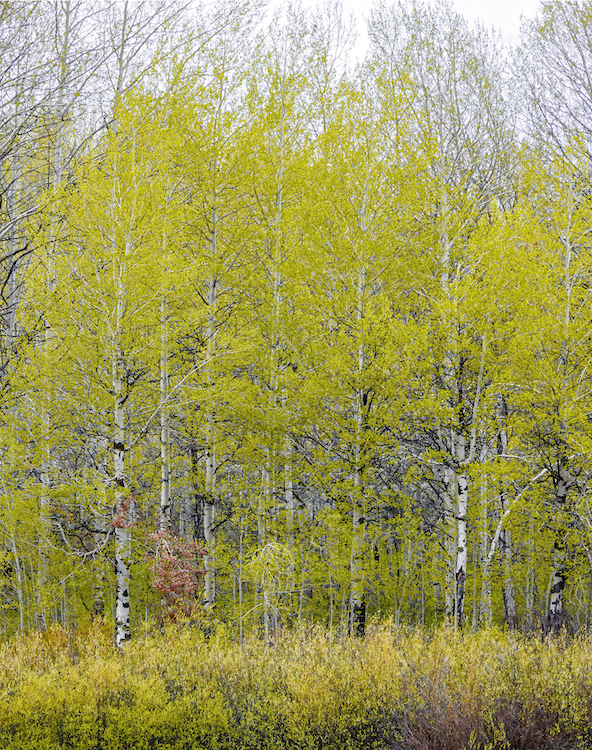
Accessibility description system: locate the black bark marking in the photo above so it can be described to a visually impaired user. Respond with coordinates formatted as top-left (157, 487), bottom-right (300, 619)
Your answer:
top-left (353, 600), bottom-right (366, 638)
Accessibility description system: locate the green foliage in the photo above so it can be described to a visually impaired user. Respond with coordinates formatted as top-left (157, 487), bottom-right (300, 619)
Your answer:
top-left (6, 0), bottom-right (592, 648)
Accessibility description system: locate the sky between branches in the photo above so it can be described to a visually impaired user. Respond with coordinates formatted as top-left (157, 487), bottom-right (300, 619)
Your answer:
top-left (269, 0), bottom-right (544, 60)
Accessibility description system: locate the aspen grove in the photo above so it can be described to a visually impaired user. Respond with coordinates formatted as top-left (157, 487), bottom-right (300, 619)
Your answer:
top-left (3, 0), bottom-right (592, 645)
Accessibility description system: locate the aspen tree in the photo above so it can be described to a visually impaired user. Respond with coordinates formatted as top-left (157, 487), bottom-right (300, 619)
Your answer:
top-left (298, 62), bottom-right (424, 634)
top-left (0, 1), bottom-right (101, 630)
top-left (34, 93), bottom-right (183, 645)
top-left (16, 0), bottom-right (592, 636)
top-left (516, 1), bottom-right (592, 630)
top-left (518, 0), bottom-right (592, 159)
top-left (0, 0), bottom-right (194, 635)
top-left (508, 151), bottom-right (592, 633)
top-left (369, 0), bottom-right (516, 627)
top-left (172, 1), bottom-right (260, 619)
top-left (241, 3), bottom-right (314, 633)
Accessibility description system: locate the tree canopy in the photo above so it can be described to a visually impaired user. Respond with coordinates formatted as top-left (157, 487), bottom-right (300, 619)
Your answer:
top-left (1, 0), bottom-right (592, 643)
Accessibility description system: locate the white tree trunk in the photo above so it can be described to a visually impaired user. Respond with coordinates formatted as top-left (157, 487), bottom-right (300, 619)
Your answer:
top-left (159, 301), bottom-right (170, 530)
top-left (350, 266), bottom-right (366, 638)
top-left (36, 0), bottom-right (73, 631)
top-left (113, 229), bottom-right (130, 648)
top-left (203, 262), bottom-right (217, 614)
top-left (546, 462), bottom-right (572, 634)
top-left (548, 539), bottom-right (566, 635)
top-left (479, 476), bottom-right (492, 626)
top-left (441, 464), bottom-right (456, 623)
top-left (455, 470), bottom-right (468, 628)
top-left (203, 438), bottom-right (216, 612)
top-left (113, 363), bottom-right (131, 649)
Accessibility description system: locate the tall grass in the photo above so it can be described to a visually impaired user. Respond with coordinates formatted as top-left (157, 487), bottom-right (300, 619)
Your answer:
top-left (1, 621), bottom-right (591, 749)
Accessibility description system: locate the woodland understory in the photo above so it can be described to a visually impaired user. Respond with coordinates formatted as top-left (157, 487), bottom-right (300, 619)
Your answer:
top-left (5, 623), bottom-right (592, 750)
top-left (4, 0), bottom-right (592, 650)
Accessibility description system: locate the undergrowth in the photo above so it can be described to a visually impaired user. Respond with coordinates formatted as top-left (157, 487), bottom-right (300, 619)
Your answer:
top-left (1, 622), bottom-right (592, 749)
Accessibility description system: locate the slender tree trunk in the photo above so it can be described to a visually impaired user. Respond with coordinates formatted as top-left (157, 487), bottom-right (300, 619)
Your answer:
top-left (548, 538), bottom-right (567, 635)
top-left (438, 190), bottom-right (468, 630)
top-left (329, 568), bottom-right (334, 638)
top-left (501, 527), bottom-right (517, 628)
top-left (92, 562), bottom-right (106, 620)
top-left (544, 230), bottom-right (576, 635)
top-left (203, 222), bottom-right (217, 614)
top-left (92, 503), bottom-right (107, 620)
top-left (351, 465), bottom-right (366, 637)
top-left (479, 476), bottom-right (492, 626)
top-left (441, 464), bottom-right (456, 624)
top-left (350, 266), bottom-right (367, 638)
top-left (525, 566), bottom-right (536, 630)
top-left (471, 542), bottom-right (478, 632)
top-left (298, 546), bottom-right (311, 625)
top-left (113, 360), bottom-right (131, 649)
top-left (35, 0), bottom-right (73, 631)
top-left (455, 435), bottom-right (468, 629)
top-left (284, 432), bottom-right (295, 621)
top-left (546, 462), bottom-right (572, 635)
top-left (9, 535), bottom-right (24, 633)
top-left (203, 433), bottom-right (215, 612)
top-left (113, 230), bottom-right (130, 649)
top-left (159, 300), bottom-right (170, 530)
top-left (238, 518), bottom-right (244, 648)
top-left (189, 447), bottom-right (203, 541)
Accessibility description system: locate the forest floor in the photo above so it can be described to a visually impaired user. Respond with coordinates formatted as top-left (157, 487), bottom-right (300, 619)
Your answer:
top-left (1, 621), bottom-right (591, 749)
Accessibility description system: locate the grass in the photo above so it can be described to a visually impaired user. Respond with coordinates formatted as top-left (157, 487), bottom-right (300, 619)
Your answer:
top-left (0, 621), bottom-right (591, 749)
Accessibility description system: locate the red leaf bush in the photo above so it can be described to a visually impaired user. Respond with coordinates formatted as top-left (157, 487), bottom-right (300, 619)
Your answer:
top-left (146, 529), bottom-right (206, 622)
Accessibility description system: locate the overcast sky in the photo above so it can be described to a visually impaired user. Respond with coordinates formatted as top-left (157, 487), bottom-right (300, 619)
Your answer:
top-left (426, 0), bottom-right (541, 46)
top-left (270, 0), bottom-right (545, 59)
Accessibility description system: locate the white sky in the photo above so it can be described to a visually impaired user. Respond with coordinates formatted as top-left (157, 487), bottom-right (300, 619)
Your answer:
top-left (270, 0), bottom-right (545, 59)
top-left (439, 0), bottom-right (542, 46)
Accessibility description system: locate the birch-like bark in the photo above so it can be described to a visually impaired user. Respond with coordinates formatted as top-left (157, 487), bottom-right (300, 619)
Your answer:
top-left (113, 347), bottom-right (131, 649)
top-left (350, 265), bottom-right (366, 638)
top-left (546, 461), bottom-right (572, 635)
top-left (479, 473), bottom-right (492, 626)
top-left (525, 566), bottom-right (536, 631)
top-left (495, 395), bottom-right (516, 627)
top-left (202, 220), bottom-right (217, 613)
top-left (238, 518), bottom-right (244, 647)
top-left (455, 434), bottom-right (468, 629)
top-left (548, 538), bottom-right (566, 635)
top-left (545, 224), bottom-right (576, 634)
top-left (203, 428), bottom-right (216, 612)
top-left (284, 431), bottom-right (295, 618)
top-left (351, 458), bottom-right (366, 636)
top-left (258, 100), bottom-right (288, 635)
top-left (441, 464), bottom-right (456, 623)
top-left (437, 182), bottom-right (459, 626)
top-left (112, 210), bottom-right (131, 647)
top-left (159, 300), bottom-right (170, 530)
